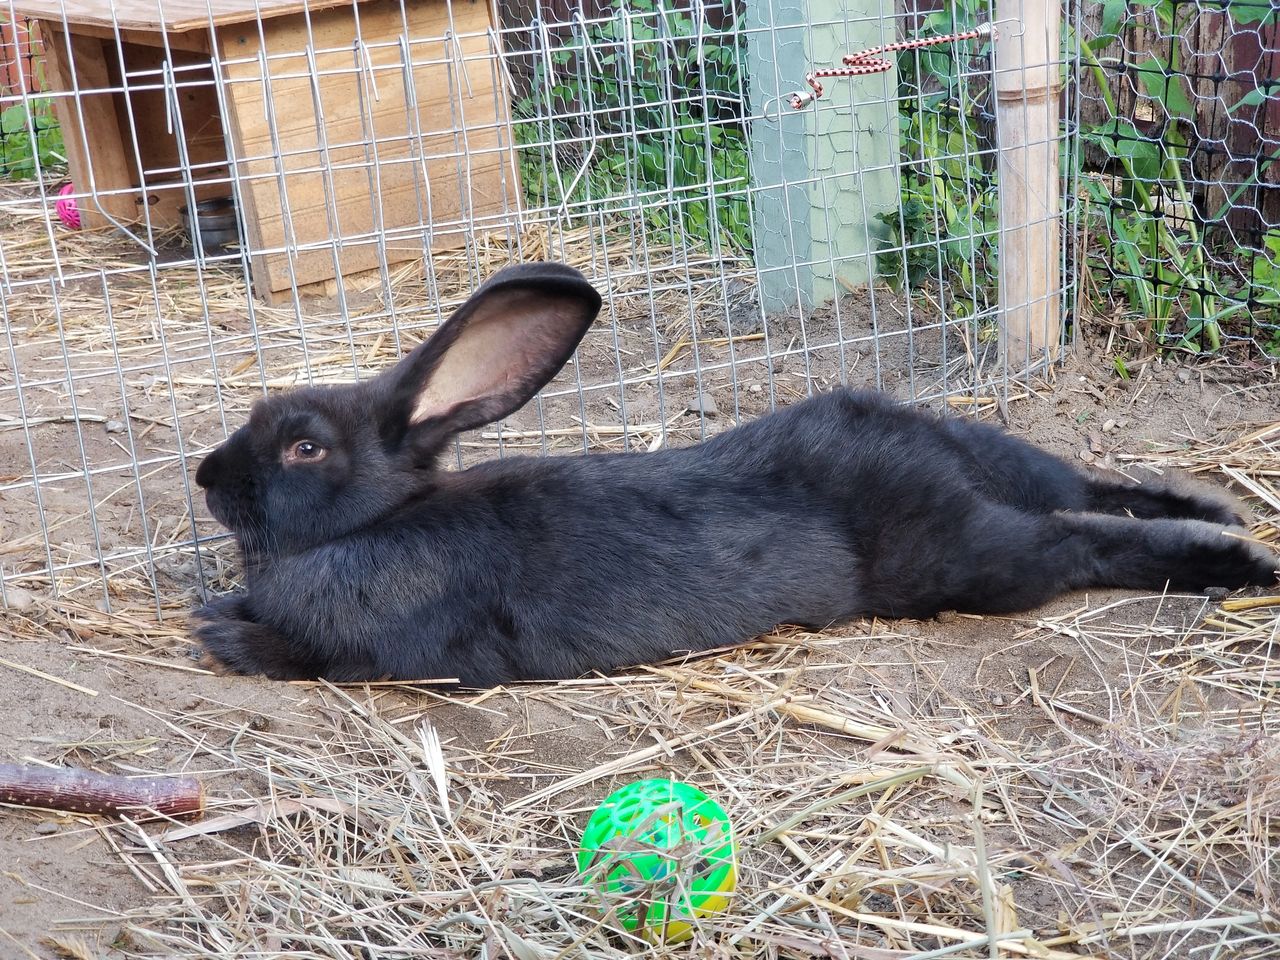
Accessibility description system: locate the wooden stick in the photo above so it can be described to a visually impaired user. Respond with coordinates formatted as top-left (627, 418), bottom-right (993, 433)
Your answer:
top-left (0, 764), bottom-right (204, 819)
top-left (1220, 595), bottom-right (1280, 612)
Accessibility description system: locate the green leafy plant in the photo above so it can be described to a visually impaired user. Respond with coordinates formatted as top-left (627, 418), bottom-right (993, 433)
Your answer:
top-left (0, 96), bottom-right (64, 180)
top-left (1078, 0), bottom-right (1279, 352)
top-left (1240, 229), bottom-right (1280, 303)
top-left (1080, 59), bottom-right (1221, 349)
top-left (512, 0), bottom-right (751, 253)
top-left (1236, 228), bottom-right (1280, 353)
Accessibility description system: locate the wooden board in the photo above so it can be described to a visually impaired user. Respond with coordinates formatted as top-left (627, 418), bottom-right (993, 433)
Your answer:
top-left (11, 0), bottom-right (378, 34)
top-left (217, 0), bottom-right (516, 298)
top-left (51, 21), bottom-right (213, 53)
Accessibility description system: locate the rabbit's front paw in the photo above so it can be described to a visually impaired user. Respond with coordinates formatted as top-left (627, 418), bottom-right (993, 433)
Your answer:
top-left (193, 596), bottom-right (292, 678)
top-left (194, 614), bottom-right (271, 677)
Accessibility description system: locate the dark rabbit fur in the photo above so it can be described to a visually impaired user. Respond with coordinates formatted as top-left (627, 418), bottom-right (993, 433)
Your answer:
top-left (194, 262), bottom-right (1278, 686)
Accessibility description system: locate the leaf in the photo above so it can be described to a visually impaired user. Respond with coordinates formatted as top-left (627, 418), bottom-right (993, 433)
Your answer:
top-left (945, 214), bottom-right (981, 261)
top-left (924, 4), bottom-right (976, 34)
top-left (876, 250), bottom-right (906, 292)
top-left (1240, 230), bottom-right (1280, 288)
top-left (1096, 0), bottom-right (1129, 43)
top-left (1084, 118), bottom-right (1164, 182)
top-left (1132, 55), bottom-right (1196, 121)
top-left (1, 104), bottom-right (29, 135)
top-left (1220, 0), bottom-right (1278, 24)
top-left (919, 49), bottom-right (960, 87)
top-left (1227, 82), bottom-right (1280, 114)
top-left (1147, 0), bottom-right (1177, 28)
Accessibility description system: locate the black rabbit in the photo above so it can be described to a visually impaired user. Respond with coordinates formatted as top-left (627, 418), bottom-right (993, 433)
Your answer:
top-left (193, 262), bottom-right (1277, 686)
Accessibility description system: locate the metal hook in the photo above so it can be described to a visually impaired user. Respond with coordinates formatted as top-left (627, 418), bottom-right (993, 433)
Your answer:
top-left (356, 38), bottom-right (381, 103)
top-left (573, 10), bottom-right (604, 74)
top-left (162, 58), bottom-right (176, 136)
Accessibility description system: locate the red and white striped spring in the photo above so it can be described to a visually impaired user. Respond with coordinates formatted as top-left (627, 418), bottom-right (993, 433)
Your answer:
top-left (789, 23), bottom-right (996, 109)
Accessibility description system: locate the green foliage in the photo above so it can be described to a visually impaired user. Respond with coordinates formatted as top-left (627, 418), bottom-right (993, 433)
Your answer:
top-left (1094, 0), bottom-right (1130, 46)
top-left (876, 0), bottom-right (999, 318)
top-left (1079, 0), bottom-right (1280, 352)
top-left (0, 97), bottom-right (64, 180)
top-left (1205, 0), bottom-right (1279, 25)
top-left (512, 0), bottom-right (751, 253)
top-left (1080, 127), bottom-right (1231, 352)
top-left (1131, 55), bottom-right (1195, 121)
top-left (1237, 228), bottom-right (1280, 353)
top-left (1242, 229), bottom-right (1280, 298)
top-left (1229, 79), bottom-right (1280, 115)
top-left (877, 0), bottom-right (1277, 354)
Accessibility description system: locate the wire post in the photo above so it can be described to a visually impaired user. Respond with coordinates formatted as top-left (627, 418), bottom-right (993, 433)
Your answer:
top-left (995, 0), bottom-right (1063, 375)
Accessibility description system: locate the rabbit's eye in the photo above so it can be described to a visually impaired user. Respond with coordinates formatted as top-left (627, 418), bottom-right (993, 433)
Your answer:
top-left (284, 439), bottom-right (327, 465)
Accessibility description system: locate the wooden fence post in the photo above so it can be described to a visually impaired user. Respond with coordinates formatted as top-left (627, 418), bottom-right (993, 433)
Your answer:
top-left (995, 0), bottom-right (1064, 372)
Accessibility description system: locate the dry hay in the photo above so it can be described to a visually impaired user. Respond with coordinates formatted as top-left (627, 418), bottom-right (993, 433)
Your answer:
top-left (23, 601), bottom-right (1278, 960)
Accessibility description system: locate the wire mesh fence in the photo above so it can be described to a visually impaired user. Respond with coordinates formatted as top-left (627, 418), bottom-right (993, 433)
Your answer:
top-left (0, 0), bottom-right (1072, 607)
top-left (1077, 0), bottom-right (1280, 354)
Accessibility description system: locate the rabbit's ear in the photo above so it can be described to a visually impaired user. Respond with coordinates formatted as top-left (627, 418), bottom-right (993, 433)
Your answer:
top-left (382, 263), bottom-right (601, 453)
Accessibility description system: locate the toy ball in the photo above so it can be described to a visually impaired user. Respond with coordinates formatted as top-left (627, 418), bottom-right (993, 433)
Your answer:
top-left (577, 778), bottom-right (737, 943)
top-left (55, 183), bottom-right (80, 230)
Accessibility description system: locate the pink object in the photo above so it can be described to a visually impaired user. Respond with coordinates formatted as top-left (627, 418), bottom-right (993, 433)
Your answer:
top-left (55, 182), bottom-right (80, 230)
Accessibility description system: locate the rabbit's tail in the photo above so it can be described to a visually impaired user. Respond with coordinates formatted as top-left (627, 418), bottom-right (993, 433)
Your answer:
top-left (1084, 470), bottom-right (1248, 528)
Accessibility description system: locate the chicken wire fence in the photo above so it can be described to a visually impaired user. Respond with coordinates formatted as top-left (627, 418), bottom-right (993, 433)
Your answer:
top-left (1078, 0), bottom-right (1280, 354)
top-left (0, 0), bottom-right (1073, 609)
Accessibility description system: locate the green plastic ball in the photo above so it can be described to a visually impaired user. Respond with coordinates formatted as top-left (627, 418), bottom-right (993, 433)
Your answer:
top-left (577, 779), bottom-right (737, 943)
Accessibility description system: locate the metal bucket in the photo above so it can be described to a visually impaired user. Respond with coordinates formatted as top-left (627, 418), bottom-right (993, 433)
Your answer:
top-left (180, 196), bottom-right (241, 256)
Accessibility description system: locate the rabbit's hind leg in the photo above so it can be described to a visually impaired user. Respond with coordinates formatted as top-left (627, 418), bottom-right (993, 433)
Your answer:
top-left (938, 416), bottom-right (1093, 514)
top-left (863, 507), bottom-right (1276, 621)
top-left (1083, 469), bottom-right (1249, 527)
top-left (956, 512), bottom-right (1277, 613)
top-left (860, 505), bottom-right (1082, 619)
top-left (1052, 512), bottom-right (1275, 593)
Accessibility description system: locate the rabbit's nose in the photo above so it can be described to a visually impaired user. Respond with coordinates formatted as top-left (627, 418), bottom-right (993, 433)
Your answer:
top-left (195, 448), bottom-right (224, 489)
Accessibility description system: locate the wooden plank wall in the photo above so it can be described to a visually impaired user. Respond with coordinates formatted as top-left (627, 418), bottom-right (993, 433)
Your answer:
top-left (218, 0), bottom-right (514, 297)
